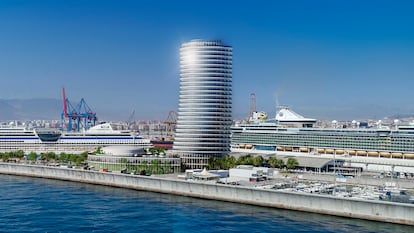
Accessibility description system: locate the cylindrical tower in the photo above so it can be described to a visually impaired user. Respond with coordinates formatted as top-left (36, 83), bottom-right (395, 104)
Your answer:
top-left (173, 39), bottom-right (232, 169)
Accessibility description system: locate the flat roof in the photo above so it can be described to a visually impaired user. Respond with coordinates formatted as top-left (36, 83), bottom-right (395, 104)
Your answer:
top-left (276, 155), bottom-right (339, 169)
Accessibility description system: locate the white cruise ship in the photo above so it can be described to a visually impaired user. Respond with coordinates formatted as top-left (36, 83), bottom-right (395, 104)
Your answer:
top-left (0, 123), bottom-right (151, 154)
top-left (232, 106), bottom-right (414, 160)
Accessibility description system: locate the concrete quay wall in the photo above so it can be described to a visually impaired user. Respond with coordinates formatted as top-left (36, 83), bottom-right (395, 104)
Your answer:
top-left (1, 163), bottom-right (413, 225)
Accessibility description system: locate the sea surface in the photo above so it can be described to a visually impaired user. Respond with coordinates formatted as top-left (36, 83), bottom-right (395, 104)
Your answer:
top-left (0, 175), bottom-right (411, 233)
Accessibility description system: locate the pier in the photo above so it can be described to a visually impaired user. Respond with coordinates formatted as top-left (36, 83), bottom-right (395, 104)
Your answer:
top-left (0, 163), bottom-right (413, 225)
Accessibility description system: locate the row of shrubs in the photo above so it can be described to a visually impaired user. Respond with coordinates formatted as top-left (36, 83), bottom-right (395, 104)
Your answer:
top-left (208, 155), bottom-right (299, 170)
top-left (0, 150), bottom-right (88, 166)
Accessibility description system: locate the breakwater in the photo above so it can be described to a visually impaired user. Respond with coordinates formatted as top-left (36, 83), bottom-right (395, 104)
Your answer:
top-left (0, 163), bottom-right (413, 225)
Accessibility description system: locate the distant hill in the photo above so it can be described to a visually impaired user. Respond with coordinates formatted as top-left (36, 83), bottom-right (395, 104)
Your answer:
top-left (388, 114), bottom-right (414, 119)
top-left (0, 98), bottom-right (62, 121)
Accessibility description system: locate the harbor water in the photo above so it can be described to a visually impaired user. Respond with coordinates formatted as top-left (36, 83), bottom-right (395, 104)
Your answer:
top-left (0, 175), bottom-right (411, 233)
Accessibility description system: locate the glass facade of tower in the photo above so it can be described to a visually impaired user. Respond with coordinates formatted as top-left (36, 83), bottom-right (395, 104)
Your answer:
top-left (174, 40), bottom-right (232, 169)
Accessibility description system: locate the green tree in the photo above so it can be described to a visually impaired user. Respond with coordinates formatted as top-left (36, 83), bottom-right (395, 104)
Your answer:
top-left (208, 157), bottom-right (219, 170)
top-left (46, 152), bottom-right (57, 161)
top-left (286, 158), bottom-right (299, 170)
top-left (141, 161), bottom-right (148, 173)
top-left (252, 156), bottom-right (264, 167)
top-left (15, 150), bottom-right (25, 158)
top-left (236, 155), bottom-right (254, 165)
top-left (227, 156), bottom-right (237, 168)
top-left (120, 158), bottom-right (128, 169)
top-left (2, 152), bottom-right (10, 161)
top-left (155, 147), bottom-right (165, 155)
top-left (220, 157), bottom-right (226, 169)
top-left (268, 157), bottom-right (278, 168)
top-left (151, 159), bottom-right (161, 174)
top-left (79, 152), bottom-right (88, 163)
top-left (27, 152), bottom-right (37, 161)
top-left (149, 147), bottom-right (156, 155)
top-left (59, 152), bottom-right (69, 163)
top-left (95, 147), bottom-right (103, 154)
top-left (276, 159), bottom-right (285, 169)
top-left (69, 154), bottom-right (78, 164)
top-left (75, 156), bottom-right (84, 166)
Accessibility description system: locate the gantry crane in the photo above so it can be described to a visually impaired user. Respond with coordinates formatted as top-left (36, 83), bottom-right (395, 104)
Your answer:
top-left (61, 87), bottom-right (97, 132)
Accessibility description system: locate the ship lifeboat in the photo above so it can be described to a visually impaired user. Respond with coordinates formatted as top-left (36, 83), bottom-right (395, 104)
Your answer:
top-left (356, 151), bottom-right (367, 156)
top-left (367, 151), bottom-right (379, 157)
top-left (276, 146), bottom-right (284, 151)
top-left (299, 147), bottom-right (309, 152)
top-left (404, 153), bottom-right (414, 159)
top-left (245, 144), bottom-right (253, 149)
top-left (391, 152), bottom-right (403, 158)
top-left (239, 144), bottom-right (246, 149)
top-left (285, 146), bottom-right (293, 151)
top-left (325, 149), bottom-right (334, 154)
top-left (335, 149), bottom-right (345, 155)
top-left (380, 152), bottom-right (391, 158)
top-left (317, 148), bottom-right (325, 154)
top-left (348, 150), bottom-right (356, 156)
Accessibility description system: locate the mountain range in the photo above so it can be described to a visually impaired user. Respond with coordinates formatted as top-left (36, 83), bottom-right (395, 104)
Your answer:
top-left (1, 98), bottom-right (414, 122)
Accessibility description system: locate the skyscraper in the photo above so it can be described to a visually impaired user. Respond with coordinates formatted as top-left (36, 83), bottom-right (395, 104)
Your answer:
top-left (173, 40), bottom-right (232, 169)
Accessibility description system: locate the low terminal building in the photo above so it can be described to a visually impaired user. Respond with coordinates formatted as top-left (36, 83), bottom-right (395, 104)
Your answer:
top-left (101, 145), bottom-right (146, 156)
top-left (87, 145), bottom-right (181, 174)
top-left (229, 165), bottom-right (275, 182)
top-left (180, 169), bottom-right (227, 181)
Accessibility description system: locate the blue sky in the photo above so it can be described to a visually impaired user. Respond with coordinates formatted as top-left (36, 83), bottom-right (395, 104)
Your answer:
top-left (1, 0), bottom-right (414, 120)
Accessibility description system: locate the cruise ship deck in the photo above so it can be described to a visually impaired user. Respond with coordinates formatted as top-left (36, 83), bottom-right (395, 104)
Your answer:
top-left (231, 107), bottom-right (414, 170)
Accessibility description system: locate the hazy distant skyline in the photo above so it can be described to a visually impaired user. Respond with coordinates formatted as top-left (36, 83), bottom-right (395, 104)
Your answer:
top-left (1, 0), bottom-right (414, 121)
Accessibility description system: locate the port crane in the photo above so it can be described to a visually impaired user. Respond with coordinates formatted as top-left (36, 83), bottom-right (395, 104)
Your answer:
top-left (164, 111), bottom-right (177, 137)
top-left (61, 87), bottom-right (97, 132)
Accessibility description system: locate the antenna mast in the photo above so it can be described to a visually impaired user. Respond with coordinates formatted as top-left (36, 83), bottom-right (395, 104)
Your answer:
top-left (248, 93), bottom-right (256, 121)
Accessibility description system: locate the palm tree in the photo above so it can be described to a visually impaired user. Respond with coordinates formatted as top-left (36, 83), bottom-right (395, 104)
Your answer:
top-left (268, 157), bottom-right (278, 168)
top-left (208, 157), bottom-right (218, 169)
top-left (286, 158), bottom-right (299, 170)
top-left (227, 156), bottom-right (237, 168)
top-left (276, 159), bottom-right (285, 169)
top-left (252, 156), bottom-right (264, 167)
top-left (237, 155), bottom-right (254, 165)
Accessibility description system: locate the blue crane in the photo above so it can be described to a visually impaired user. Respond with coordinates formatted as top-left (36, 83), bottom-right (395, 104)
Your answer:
top-left (61, 87), bottom-right (97, 132)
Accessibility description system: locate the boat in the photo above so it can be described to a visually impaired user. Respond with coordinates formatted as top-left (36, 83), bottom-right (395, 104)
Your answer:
top-left (231, 106), bottom-right (414, 161)
top-left (380, 152), bottom-right (391, 158)
top-left (391, 152), bottom-right (403, 158)
top-left (404, 153), bottom-right (414, 159)
top-left (0, 122), bottom-right (151, 153)
top-left (348, 150), bottom-right (356, 156)
top-left (245, 144), bottom-right (254, 149)
top-left (335, 149), bottom-right (345, 155)
top-left (367, 151), bottom-right (379, 157)
top-left (356, 151), bottom-right (367, 156)
top-left (150, 137), bottom-right (174, 149)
